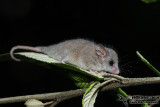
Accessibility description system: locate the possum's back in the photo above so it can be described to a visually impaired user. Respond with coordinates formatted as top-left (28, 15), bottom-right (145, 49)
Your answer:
top-left (41, 39), bottom-right (96, 61)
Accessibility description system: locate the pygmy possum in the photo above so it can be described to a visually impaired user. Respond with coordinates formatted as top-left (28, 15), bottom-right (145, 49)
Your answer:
top-left (10, 39), bottom-right (120, 75)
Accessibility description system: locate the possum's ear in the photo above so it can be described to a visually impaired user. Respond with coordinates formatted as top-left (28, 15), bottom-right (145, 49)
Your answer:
top-left (96, 44), bottom-right (107, 59)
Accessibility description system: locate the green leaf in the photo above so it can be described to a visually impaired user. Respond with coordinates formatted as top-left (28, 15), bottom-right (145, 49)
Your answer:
top-left (82, 81), bottom-right (100, 107)
top-left (25, 99), bottom-right (44, 107)
top-left (141, 0), bottom-right (159, 3)
top-left (0, 53), bottom-right (13, 62)
top-left (75, 82), bottom-right (89, 88)
top-left (0, 52), bottom-right (104, 84)
top-left (116, 88), bottom-right (128, 98)
top-left (141, 102), bottom-right (148, 107)
top-left (115, 88), bottom-right (129, 106)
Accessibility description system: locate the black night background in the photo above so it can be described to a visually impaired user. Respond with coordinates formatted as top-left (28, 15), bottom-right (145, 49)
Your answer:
top-left (0, 0), bottom-right (160, 107)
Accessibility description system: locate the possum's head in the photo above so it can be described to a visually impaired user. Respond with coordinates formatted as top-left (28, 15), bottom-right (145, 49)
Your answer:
top-left (96, 44), bottom-right (119, 74)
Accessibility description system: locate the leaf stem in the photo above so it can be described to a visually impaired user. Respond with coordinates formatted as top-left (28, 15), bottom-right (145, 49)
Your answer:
top-left (136, 51), bottom-right (160, 76)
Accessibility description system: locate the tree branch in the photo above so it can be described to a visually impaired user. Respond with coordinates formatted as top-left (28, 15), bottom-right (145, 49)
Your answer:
top-left (0, 77), bottom-right (160, 105)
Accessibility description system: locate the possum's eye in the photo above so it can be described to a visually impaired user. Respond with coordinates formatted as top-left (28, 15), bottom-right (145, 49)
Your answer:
top-left (109, 60), bottom-right (114, 66)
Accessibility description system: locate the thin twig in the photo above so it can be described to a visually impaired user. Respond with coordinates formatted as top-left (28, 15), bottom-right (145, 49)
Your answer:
top-left (49, 101), bottom-right (60, 107)
top-left (136, 51), bottom-right (160, 76)
top-left (0, 89), bottom-right (86, 104)
top-left (0, 77), bottom-right (160, 105)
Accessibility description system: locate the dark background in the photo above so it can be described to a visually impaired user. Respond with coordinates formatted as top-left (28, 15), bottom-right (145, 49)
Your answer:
top-left (0, 0), bottom-right (160, 107)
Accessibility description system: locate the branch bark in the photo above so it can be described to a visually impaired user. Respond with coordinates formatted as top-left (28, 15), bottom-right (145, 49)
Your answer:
top-left (0, 77), bottom-right (160, 105)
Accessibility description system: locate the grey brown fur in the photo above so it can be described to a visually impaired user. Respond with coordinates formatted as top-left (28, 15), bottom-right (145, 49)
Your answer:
top-left (10, 39), bottom-right (120, 74)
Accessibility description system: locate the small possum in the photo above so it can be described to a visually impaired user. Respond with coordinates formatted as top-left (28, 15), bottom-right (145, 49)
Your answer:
top-left (10, 39), bottom-right (120, 75)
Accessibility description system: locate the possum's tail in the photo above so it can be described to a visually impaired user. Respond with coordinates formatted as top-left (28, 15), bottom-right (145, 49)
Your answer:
top-left (10, 45), bottom-right (43, 61)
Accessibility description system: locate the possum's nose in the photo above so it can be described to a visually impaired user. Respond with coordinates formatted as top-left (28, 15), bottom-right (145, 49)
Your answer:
top-left (112, 66), bottom-right (119, 74)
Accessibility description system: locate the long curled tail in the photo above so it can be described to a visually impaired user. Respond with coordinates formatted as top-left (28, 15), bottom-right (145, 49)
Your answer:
top-left (10, 45), bottom-right (42, 61)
